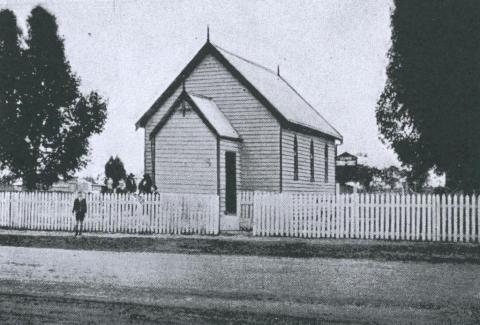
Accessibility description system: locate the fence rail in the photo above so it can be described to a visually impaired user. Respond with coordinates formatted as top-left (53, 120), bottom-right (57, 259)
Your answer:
top-left (253, 192), bottom-right (480, 242)
top-left (0, 192), bottom-right (219, 235)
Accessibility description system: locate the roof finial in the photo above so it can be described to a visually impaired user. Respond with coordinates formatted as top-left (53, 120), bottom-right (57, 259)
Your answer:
top-left (207, 25), bottom-right (210, 43)
top-left (182, 73), bottom-right (186, 92)
top-left (277, 64), bottom-right (280, 77)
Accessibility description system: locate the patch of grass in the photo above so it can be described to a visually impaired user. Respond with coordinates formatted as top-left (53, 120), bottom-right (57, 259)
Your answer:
top-left (0, 232), bottom-right (479, 263)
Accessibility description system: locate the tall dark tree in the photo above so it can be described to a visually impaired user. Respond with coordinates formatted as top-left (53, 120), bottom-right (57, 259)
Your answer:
top-left (377, 1), bottom-right (480, 193)
top-left (0, 10), bottom-right (23, 180)
top-left (0, 6), bottom-right (107, 190)
top-left (104, 156), bottom-right (126, 189)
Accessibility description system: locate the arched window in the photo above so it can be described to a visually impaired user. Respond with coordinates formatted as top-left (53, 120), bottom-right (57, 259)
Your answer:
top-left (324, 145), bottom-right (329, 183)
top-left (293, 135), bottom-right (298, 181)
top-left (310, 139), bottom-right (314, 182)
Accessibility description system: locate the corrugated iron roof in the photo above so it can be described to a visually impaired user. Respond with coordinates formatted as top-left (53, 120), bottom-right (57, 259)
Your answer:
top-left (212, 43), bottom-right (342, 140)
top-left (136, 41), bottom-right (342, 141)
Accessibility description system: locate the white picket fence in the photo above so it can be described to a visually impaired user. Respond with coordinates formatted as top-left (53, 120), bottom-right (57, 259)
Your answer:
top-left (253, 192), bottom-right (480, 242)
top-left (0, 192), bottom-right (219, 235)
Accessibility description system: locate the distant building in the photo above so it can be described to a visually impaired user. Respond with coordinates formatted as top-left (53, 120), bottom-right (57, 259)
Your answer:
top-left (336, 152), bottom-right (358, 166)
top-left (0, 178), bottom-right (99, 193)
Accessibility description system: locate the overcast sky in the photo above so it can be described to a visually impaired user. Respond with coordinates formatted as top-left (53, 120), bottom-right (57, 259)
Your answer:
top-left (3, 0), bottom-right (396, 177)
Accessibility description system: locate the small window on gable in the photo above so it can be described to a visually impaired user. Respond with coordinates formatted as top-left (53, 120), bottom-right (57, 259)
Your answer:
top-left (324, 144), bottom-right (329, 183)
top-left (310, 139), bottom-right (314, 182)
top-left (293, 135), bottom-right (298, 181)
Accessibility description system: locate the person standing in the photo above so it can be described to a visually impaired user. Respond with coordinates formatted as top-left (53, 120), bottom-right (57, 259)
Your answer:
top-left (138, 174), bottom-right (152, 194)
top-left (72, 192), bottom-right (87, 237)
top-left (115, 179), bottom-right (127, 194)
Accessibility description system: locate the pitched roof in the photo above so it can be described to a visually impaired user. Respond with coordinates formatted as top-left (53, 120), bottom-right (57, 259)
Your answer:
top-left (149, 91), bottom-right (240, 141)
top-left (337, 152), bottom-right (358, 159)
top-left (136, 41), bottom-right (342, 141)
top-left (212, 44), bottom-right (342, 140)
top-left (188, 93), bottom-right (239, 139)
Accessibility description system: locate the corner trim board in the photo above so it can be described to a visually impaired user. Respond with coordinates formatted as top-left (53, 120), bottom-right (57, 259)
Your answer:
top-left (279, 126), bottom-right (283, 192)
top-left (216, 138), bottom-right (220, 196)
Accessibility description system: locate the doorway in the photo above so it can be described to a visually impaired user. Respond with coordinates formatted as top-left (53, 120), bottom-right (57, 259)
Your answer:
top-left (225, 151), bottom-right (237, 214)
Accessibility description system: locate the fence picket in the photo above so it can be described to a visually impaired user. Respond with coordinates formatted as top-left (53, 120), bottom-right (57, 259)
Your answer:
top-left (459, 195), bottom-right (464, 242)
top-left (453, 195), bottom-right (458, 242)
top-left (434, 195), bottom-right (439, 241)
top-left (473, 195), bottom-right (477, 242)
top-left (426, 195), bottom-right (431, 241)
top-left (464, 195), bottom-right (470, 243)
top-left (477, 195), bottom-right (480, 243)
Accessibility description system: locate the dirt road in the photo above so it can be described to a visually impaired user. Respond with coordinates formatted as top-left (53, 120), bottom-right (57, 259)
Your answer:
top-left (0, 246), bottom-right (479, 324)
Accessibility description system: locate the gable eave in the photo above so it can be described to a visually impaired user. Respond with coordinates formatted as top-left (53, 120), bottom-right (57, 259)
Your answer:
top-left (283, 121), bottom-right (343, 143)
top-left (135, 42), bottom-right (214, 129)
top-left (149, 91), bottom-right (241, 142)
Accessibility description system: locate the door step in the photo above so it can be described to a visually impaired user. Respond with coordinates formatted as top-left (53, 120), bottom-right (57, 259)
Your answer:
top-left (220, 214), bottom-right (240, 231)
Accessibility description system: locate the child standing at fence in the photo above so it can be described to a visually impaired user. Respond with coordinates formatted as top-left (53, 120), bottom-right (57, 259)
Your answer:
top-left (72, 192), bottom-right (87, 237)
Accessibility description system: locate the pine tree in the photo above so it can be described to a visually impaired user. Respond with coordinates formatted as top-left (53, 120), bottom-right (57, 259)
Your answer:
top-left (377, 1), bottom-right (480, 192)
top-left (0, 6), bottom-right (107, 190)
top-left (0, 9), bottom-right (24, 180)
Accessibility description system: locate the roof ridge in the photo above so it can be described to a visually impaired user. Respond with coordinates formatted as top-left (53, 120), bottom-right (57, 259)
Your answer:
top-left (211, 43), bottom-right (277, 76)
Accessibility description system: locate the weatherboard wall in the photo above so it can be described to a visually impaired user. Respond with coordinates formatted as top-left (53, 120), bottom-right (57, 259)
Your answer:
top-left (281, 128), bottom-right (336, 193)
top-left (153, 101), bottom-right (217, 194)
top-left (144, 53), bottom-right (281, 192)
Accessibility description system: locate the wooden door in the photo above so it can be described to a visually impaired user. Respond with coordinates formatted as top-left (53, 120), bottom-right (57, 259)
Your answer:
top-left (225, 152), bottom-right (237, 214)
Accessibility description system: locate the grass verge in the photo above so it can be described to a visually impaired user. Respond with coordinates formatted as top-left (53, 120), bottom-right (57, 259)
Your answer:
top-left (0, 231), bottom-right (479, 263)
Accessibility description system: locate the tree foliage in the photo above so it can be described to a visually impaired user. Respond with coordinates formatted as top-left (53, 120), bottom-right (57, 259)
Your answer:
top-left (377, 1), bottom-right (480, 193)
top-left (336, 165), bottom-right (379, 191)
top-left (0, 6), bottom-right (107, 190)
top-left (104, 156), bottom-right (126, 189)
top-left (0, 9), bottom-right (23, 181)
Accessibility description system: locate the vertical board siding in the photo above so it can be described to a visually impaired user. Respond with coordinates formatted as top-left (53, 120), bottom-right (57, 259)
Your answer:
top-left (0, 192), bottom-right (219, 235)
top-left (252, 192), bottom-right (480, 242)
top-left (144, 54), bottom-right (280, 191)
top-left (154, 101), bottom-right (217, 194)
top-left (281, 129), bottom-right (336, 193)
